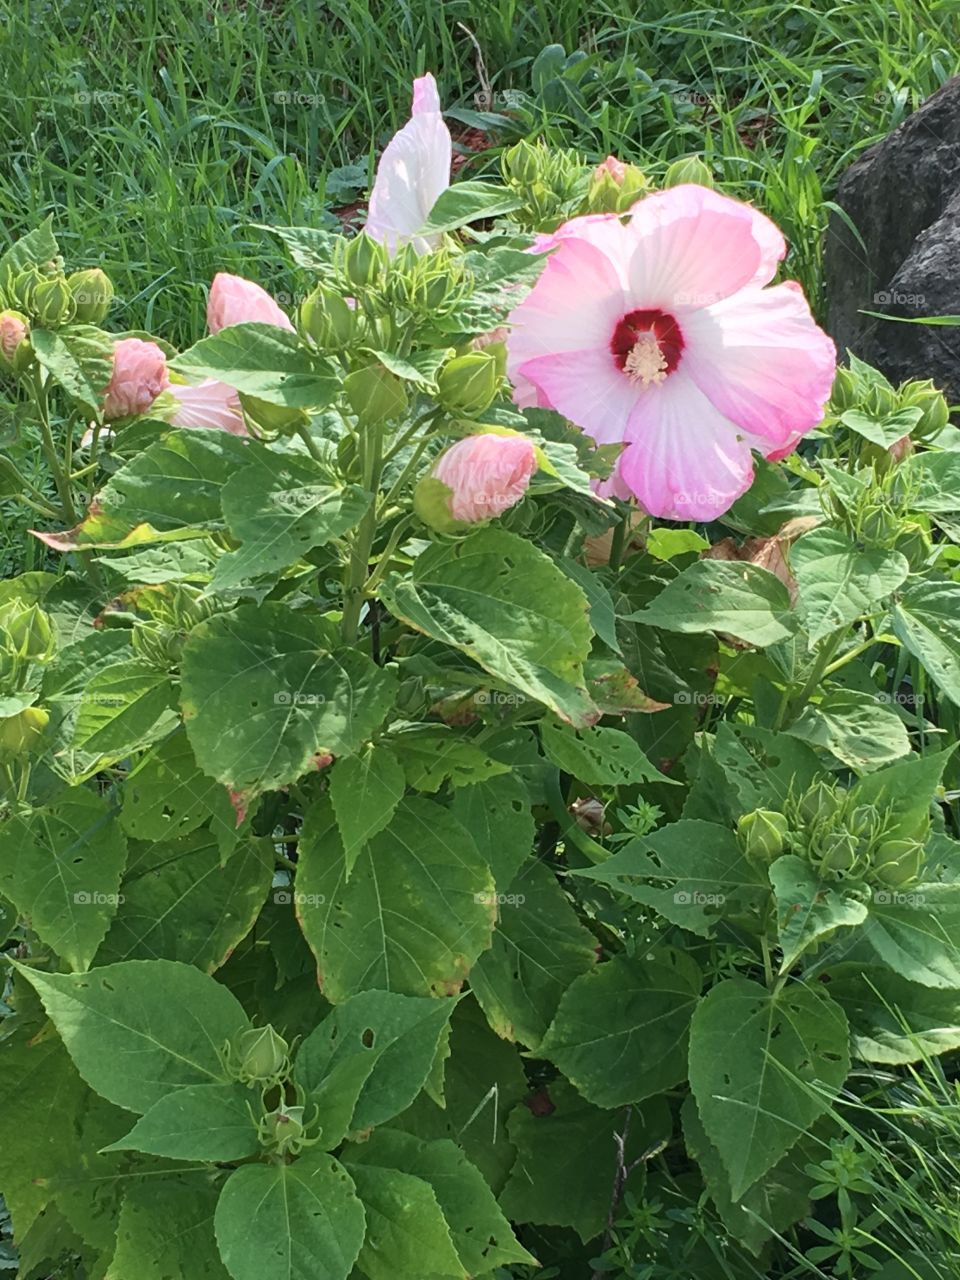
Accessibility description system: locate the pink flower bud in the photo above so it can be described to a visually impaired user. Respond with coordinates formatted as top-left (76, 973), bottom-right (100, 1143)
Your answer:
top-left (594, 155), bottom-right (626, 185)
top-left (103, 338), bottom-right (169, 420)
top-left (431, 433), bottom-right (537, 523)
top-left (207, 273), bottom-right (295, 335)
top-left (0, 310), bottom-right (29, 362)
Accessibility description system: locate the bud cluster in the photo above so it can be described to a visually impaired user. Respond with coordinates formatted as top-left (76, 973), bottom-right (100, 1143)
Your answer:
top-left (736, 778), bottom-right (928, 888)
top-left (0, 259), bottom-right (113, 334)
top-left (501, 140), bottom-right (587, 230)
top-left (0, 598), bottom-right (56, 765)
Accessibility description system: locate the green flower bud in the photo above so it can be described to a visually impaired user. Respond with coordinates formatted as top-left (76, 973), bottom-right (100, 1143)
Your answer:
top-left (341, 232), bottom-right (388, 291)
top-left (0, 705), bottom-right (49, 762)
top-left (914, 391), bottom-right (949, 439)
top-left (8, 266), bottom-right (44, 312)
top-left (260, 1105), bottom-right (306, 1155)
top-left (67, 269), bottom-right (114, 324)
top-left (501, 139), bottom-right (542, 187)
top-left (300, 284), bottom-right (355, 349)
top-left (584, 156), bottom-right (649, 213)
top-left (816, 831), bottom-right (860, 878)
top-left (796, 780), bottom-right (841, 827)
top-left (872, 838), bottom-right (925, 887)
top-left (437, 352), bottom-right (500, 416)
top-left (737, 808), bottom-right (789, 866)
top-left (0, 601), bottom-right (56, 663)
top-left (344, 363), bottom-right (408, 426)
top-left (847, 804), bottom-right (880, 839)
top-left (663, 155), bottom-right (714, 189)
top-left (32, 276), bottom-right (76, 327)
top-left (829, 366), bottom-right (859, 414)
top-left (230, 1024), bottom-right (289, 1083)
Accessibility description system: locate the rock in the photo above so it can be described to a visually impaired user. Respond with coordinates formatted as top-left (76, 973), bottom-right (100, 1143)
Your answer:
top-left (824, 76), bottom-right (960, 396)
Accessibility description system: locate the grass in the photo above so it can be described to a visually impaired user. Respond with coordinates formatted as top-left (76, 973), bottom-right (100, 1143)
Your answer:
top-left (0, 0), bottom-right (956, 345)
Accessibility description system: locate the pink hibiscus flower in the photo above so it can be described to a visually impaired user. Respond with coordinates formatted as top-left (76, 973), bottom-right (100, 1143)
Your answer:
top-left (431, 433), bottom-right (537, 523)
top-left (365, 73), bottom-right (452, 256)
top-left (207, 273), bottom-right (294, 334)
top-left (168, 378), bottom-right (247, 436)
top-left (506, 184), bottom-right (836, 521)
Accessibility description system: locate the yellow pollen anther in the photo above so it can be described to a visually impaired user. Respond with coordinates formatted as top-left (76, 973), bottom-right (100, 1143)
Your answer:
top-left (624, 332), bottom-right (668, 386)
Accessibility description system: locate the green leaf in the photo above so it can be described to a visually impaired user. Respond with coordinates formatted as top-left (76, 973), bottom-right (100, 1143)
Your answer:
top-left (31, 324), bottom-right (114, 415)
top-left (688, 977), bottom-right (849, 1198)
top-left (790, 528), bottom-right (909, 646)
top-left (538, 949), bottom-right (701, 1105)
top-left (119, 731), bottom-right (239, 854)
top-left (893, 580), bottom-right (960, 706)
top-left (103, 1082), bottom-right (260, 1161)
top-left (681, 1097), bottom-right (810, 1257)
top-left (71, 659), bottom-right (178, 755)
top-left (839, 405), bottom-right (923, 447)
top-left (341, 1160), bottom-right (460, 1280)
top-left (540, 719), bottom-right (674, 786)
top-left (646, 528), bottom-right (710, 561)
top-left (329, 743), bottom-right (405, 877)
top-left (390, 725), bottom-right (510, 792)
top-left (0, 789), bottom-right (127, 970)
top-left (625, 560), bottom-right (797, 647)
top-left (786, 689), bottom-right (911, 772)
top-left (97, 830), bottom-right (273, 972)
top-left (558, 555), bottom-right (621, 654)
top-left (848, 748), bottom-right (953, 842)
top-left (470, 861), bottom-right (597, 1048)
top-left (380, 528), bottom-right (595, 725)
top-left (393, 998), bottom-right (524, 1193)
top-left (499, 1078), bottom-right (660, 1243)
top-left (449, 772), bottom-right (534, 888)
top-left (0, 218), bottom-right (57, 275)
top-left (108, 1174), bottom-right (230, 1280)
top-left (173, 322), bottom-right (340, 408)
top-left (418, 180), bottom-right (523, 234)
top-left (293, 989), bottom-right (458, 1142)
top-left (254, 223), bottom-right (337, 270)
top-left (574, 819), bottom-right (768, 937)
top-left (13, 958), bottom-right (250, 1112)
top-left (769, 855), bottom-right (869, 971)
top-left (826, 964), bottom-right (960, 1064)
top-left (213, 447), bottom-right (370, 589)
top-left (38, 429), bottom-right (247, 551)
top-left (709, 723), bottom-right (825, 815)
top-left (297, 797), bottom-right (496, 1000)
top-left (181, 603), bottom-right (396, 800)
top-left (862, 883), bottom-right (960, 987)
top-left (214, 1151), bottom-right (365, 1280)
top-left (343, 1131), bottom-right (536, 1274)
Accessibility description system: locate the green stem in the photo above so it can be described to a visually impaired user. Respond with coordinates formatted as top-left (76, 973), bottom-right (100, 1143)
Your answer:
top-left (34, 372), bottom-right (78, 525)
top-left (294, 423), bottom-right (325, 465)
top-left (378, 437), bottom-right (431, 514)
top-left (341, 423), bottom-right (383, 644)
top-left (364, 516), bottom-right (414, 594)
top-left (608, 507), bottom-right (629, 570)
top-left (774, 630), bottom-right (846, 730)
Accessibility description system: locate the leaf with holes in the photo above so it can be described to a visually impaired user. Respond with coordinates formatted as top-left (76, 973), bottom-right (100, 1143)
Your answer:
top-left (470, 861), bottom-right (597, 1048)
top-left (328, 743), bottom-right (406, 878)
top-left (0, 789), bottom-right (127, 970)
top-left (574, 819), bottom-right (769, 937)
top-left (380, 528), bottom-right (595, 726)
top-left (12, 958), bottom-right (250, 1112)
top-left (213, 447), bottom-right (370, 589)
top-left (449, 772), bottom-right (535, 889)
top-left (540, 719), bottom-right (675, 786)
top-left (180, 603), bottom-right (396, 801)
top-left (893, 580), bottom-right (960, 708)
top-left (688, 977), bottom-right (849, 1198)
top-left (296, 797), bottom-right (495, 1000)
top-left (538, 950), bottom-right (701, 1106)
top-left (119, 731), bottom-right (239, 855)
top-left (214, 1151), bottom-right (365, 1280)
top-left (624, 560), bottom-right (798, 647)
top-left (107, 1173), bottom-right (230, 1280)
top-left (97, 830), bottom-right (273, 972)
top-left (769, 855), bottom-right (868, 972)
top-left (389, 725), bottom-right (510, 793)
top-left (293, 989), bottom-right (458, 1145)
top-left (786, 689), bottom-right (911, 772)
top-left (790, 528), bottom-right (909, 646)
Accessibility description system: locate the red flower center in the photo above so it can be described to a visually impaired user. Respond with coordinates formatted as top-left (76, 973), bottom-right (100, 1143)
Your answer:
top-left (611, 309), bottom-right (685, 384)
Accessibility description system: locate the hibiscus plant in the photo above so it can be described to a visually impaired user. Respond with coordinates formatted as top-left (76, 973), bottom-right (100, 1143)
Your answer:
top-left (2, 73), bottom-right (960, 1280)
